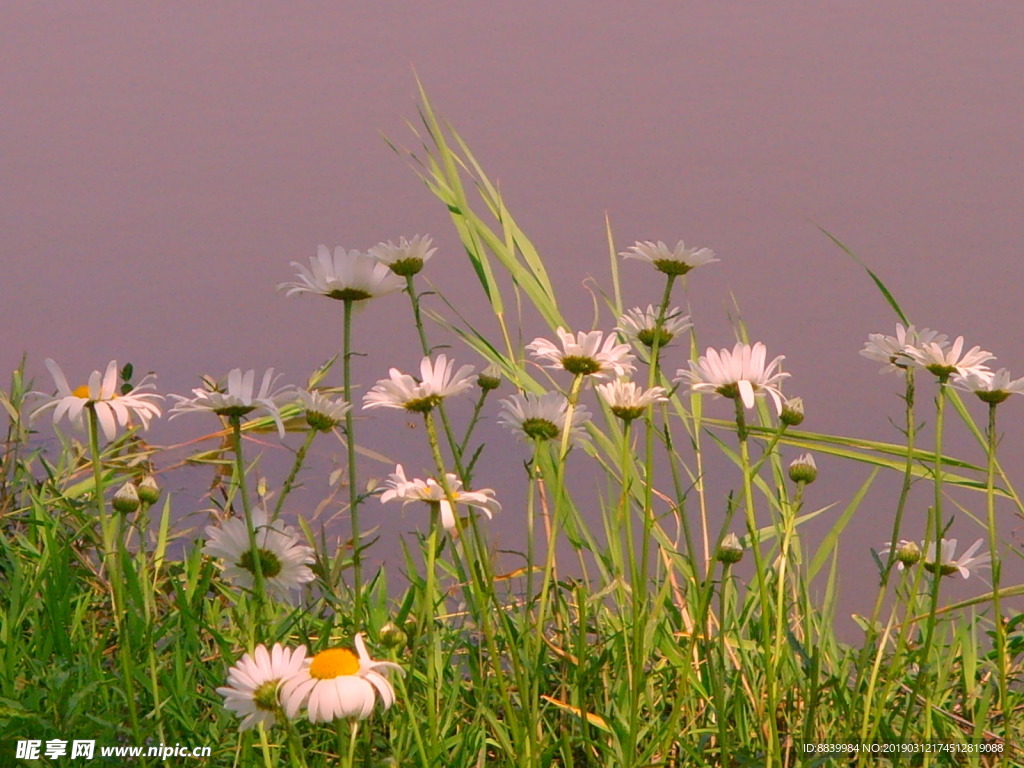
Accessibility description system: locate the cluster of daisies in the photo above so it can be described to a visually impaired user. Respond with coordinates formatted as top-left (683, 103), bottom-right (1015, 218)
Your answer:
top-left (28, 234), bottom-right (1022, 734)
top-left (218, 635), bottom-right (403, 730)
top-left (861, 322), bottom-right (1024, 399)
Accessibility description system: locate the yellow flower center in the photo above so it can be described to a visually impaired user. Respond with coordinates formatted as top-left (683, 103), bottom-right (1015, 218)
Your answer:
top-left (309, 648), bottom-right (360, 679)
top-left (73, 384), bottom-right (91, 398)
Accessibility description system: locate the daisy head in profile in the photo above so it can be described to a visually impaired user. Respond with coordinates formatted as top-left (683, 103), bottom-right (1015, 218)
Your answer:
top-left (526, 328), bottom-right (635, 381)
top-left (368, 234), bottom-right (436, 277)
top-left (281, 633), bottom-right (403, 722)
top-left (861, 323), bottom-right (948, 374)
top-left (677, 342), bottom-right (789, 414)
top-left (615, 305), bottom-right (692, 351)
top-left (498, 391), bottom-right (592, 446)
top-left (362, 355), bottom-right (476, 414)
top-left (31, 358), bottom-right (162, 442)
top-left (379, 464), bottom-right (500, 533)
top-left (169, 368), bottom-right (294, 437)
top-left (217, 643), bottom-right (308, 731)
top-left (279, 245), bottom-right (404, 302)
top-left (619, 239), bottom-right (718, 277)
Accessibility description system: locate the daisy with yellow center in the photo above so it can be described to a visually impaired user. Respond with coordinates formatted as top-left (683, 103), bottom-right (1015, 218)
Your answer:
top-left (279, 245), bottom-right (404, 302)
top-left (281, 633), bottom-right (403, 722)
top-left (32, 358), bottom-right (162, 441)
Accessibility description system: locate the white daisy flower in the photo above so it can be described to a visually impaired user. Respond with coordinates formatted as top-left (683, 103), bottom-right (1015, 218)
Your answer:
top-left (952, 368), bottom-right (1024, 405)
top-left (278, 245), bottom-right (404, 301)
top-left (203, 509), bottom-right (315, 602)
top-left (526, 328), bottom-right (635, 380)
top-left (619, 239), bottom-right (718, 276)
top-left (31, 359), bottom-right (163, 442)
top-left (498, 391), bottom-right (592, 445)
top-left (281, 633), bottom-right (403, 723)
top-left (296, 389), bottom-right (351, 431)
top-left (168, 368), bottom-right (294, 437)
top-left (368, 234), bottom-right (436, 277)
top-left (362, 354), bottom-right (476, 413)
top-left (379, 464), bottom-right (500, 532)
top-left (922, 538), bottom-right (990, 579)
top-left (615, 305), bottom-right (692, 350)
top-left (216, 643), bottom-right (308, 731)
top-left (595, 379), bottom-right (668, 422)
top-left (861, 324), bottom-right (948, 374)
top-left (677, 342), bottom-right (790, 413)
top-left (903, 336), bottom-right (994, 380)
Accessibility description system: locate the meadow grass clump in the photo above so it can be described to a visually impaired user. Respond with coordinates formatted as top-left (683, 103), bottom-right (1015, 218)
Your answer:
top-left (2, 89), bottom-right (1023, 767)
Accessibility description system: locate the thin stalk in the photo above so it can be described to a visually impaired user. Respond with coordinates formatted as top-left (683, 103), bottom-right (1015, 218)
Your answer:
top-left (899, 376), bottom-right (948, 757)
top-left (537, 374), bottom-right (584, 635)
top-left (986, 402), bottom-right (1008, 731)
top-left (273, 427), bottom-right (318, 521)
top-left (230, 417), bottom-right (267, 638)
top-left (406, 274), bottom-right (466, 477)
top-left (86, 408), bottom-right (141, 739)
top-left (342, 298), bottom-right (363, 623)
top-left (735, 399), bottom-right (781, 765)
top-left (858, 369), bottom-right (916, 691)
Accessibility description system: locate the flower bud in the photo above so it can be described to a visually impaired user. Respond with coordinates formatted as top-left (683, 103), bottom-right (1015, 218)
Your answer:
top-left (112, 481), bottom-right (141, 514)
top-left (789, 453), bottom-right (817, 485)
top-left (894, 539), bottom-right (921, 567)
top-left (716, 533), bottom-right (744, 565)
top-left (780, 397), bottom-right (804, 426)
top-left (137, 475), bottom-right (161, 505)
top-left (477, 364), bottom-right (502, 392)
top-left (378, 621), bottom-right (408, 649)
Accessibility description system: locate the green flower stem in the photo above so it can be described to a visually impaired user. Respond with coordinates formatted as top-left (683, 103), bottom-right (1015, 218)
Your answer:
top-left (986, 402), bottom-right (1009, 731)
top-left (406, 274), bottom-right (466, 478)
top-left (273, 427), bottom-right (318, 522)
top-left (86, 407), bottom-right (141, 739)
top-left (716, 561), bottom-right (734, 768)
top-left (526, 440), bottom-right (542, 608)
top-left (538, 374), bottom-right (585, 635)
top-left (858, 370), bottom-right (916, 691)
top-left (281, 715), bottom-right (310, 768)
top-left (899, 376), bottom-right (948, 758)
top-left (342, 298), bottom-right (363, 624)
top-left (734, 399), bottom-right (781, 765)
top-left (458, 387), bottom-right (491, 461)
top-left (229, 417), bottom-right (267, 639)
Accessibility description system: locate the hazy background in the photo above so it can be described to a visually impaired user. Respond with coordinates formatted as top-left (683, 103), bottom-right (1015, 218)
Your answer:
top-left (4, 2), bottom-right (1023, 610)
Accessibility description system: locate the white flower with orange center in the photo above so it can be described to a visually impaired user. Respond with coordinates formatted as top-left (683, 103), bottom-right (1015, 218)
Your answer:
top-left (32, 359), bottom-right (163, 441)
top-left (279, 245), bottom-right (404, 302)
top-left (677, 342), bottom-right (789, 413)
top-left (619, 239), bottom-right (718, 276)
top-left (526, 328), bottom-right (635, 380)
top-left (217, 643), bottom-right (308, 731)
top-left (281, 633), bottom-right (403, 722)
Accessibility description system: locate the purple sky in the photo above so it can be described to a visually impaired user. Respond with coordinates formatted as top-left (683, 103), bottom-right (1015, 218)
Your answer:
top-left (4, 2), bottom-right (1023, 600)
